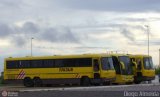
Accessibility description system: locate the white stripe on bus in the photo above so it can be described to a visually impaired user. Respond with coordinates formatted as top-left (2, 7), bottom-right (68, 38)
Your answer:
top-left (16, 69), bottom-right (23, 79)
top-left (17, 70), bottom-right (24, 79)
top-left (19, 71), bottom-right (25, 79)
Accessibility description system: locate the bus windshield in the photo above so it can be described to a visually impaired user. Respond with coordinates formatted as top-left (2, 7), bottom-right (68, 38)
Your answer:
top-left (118, 56), bottom-right (133, 75)
top-left (143, 57), bottom-right (154, 69)
top-left (101, 57), bottom-right (114, 70)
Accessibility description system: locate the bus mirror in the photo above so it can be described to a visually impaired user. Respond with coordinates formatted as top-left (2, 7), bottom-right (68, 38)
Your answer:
top-left (120, 61), bottom-right (125, 70)
top-left (132, 61), bottom-right (137, 68)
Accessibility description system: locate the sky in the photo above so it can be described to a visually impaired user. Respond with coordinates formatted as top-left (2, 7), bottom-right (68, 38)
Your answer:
top-left (1, 0), bottom-right (160, 73)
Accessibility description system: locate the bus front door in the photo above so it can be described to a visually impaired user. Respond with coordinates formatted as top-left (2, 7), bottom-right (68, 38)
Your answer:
top-left (93, 59), bottom-right (101, 84)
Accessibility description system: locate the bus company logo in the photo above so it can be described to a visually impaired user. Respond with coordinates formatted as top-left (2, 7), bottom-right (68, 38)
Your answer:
top-left (59, 68), bottom-right (73, 72)
top-left (1, 90), bottom-right (8, 97)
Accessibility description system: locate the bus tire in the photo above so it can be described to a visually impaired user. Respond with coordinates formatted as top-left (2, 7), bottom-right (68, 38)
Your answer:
top-left (134, 81), bottom-right (141, 84)
top-left (80, 76), bottom-right (90, 86)
top-left (33, 77), bottom-right (42, 87)
top-left (94, 83), bottom-right (100, 86)
top-left (23, 77), bottom-right (34, 87)
top-left (148, 81), bottom-right (152, 84)
top-left (103, 81), bottom-right (111, 85)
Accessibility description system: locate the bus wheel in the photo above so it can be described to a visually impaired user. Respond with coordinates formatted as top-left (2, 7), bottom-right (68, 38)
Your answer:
top-left (148, 81), bottom-right (152, 84)
top-left (103, 81), bottom-right (111, 85)
top-left (134, 81), bottom-right (141, 84)
top-left (33, 77), bottom-right (42, 87)
top-left (23, 77), bottom-right (34, 87)
top-left (80, 76), bottom-right (90, 86)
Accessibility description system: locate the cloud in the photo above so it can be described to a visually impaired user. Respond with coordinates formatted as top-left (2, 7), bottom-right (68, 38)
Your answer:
top-left (1, 0), bottom-right (160, 15)
top-left (40, 27), bottom-right (79, 43)
top-left (0, 21), bottom-right (40, 47)
top-left (55, 0), bottom-right (160, 12)
top-left (120, 29), bottom-right (135, 41)
top-left (127, 41), bottom-right (146, 46)
top-left (0, 0), bottom-right (23, 9)
top-left (0, 23), bottom-right (12, 38)
top-left (127, 39), bottom-right (160, 46)
top-left (114, 17), bottom-right (148, 23)
top-left (0, 19), bottom-right (150, 48)
top-left (13, 22), bottom-right (39, 37)
top-left (149, 41), bottom-right (160, 46)
top-left (20, 22), bottom-right (40, 34)
top-left (0, 21), bottom-right (80, 47)
top-left (11, 36), bottom-right (27, 47)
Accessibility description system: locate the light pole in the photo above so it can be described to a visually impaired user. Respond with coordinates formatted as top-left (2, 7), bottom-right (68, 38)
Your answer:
top-left (31, 37), bottom-right (34, 56)
top-left (159, 49), bottom-right (160, 66)
top-left (144, 25), bottom-right (150, 57)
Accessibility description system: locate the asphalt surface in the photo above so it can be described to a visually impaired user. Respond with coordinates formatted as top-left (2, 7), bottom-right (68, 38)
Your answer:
top-left (0, 84), bottom-right (160, 97)
top-left (0, 76), bottom-right (159, 97)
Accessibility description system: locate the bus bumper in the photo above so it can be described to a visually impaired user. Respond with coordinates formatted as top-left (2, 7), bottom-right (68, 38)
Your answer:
top-left (134, 76), bottom-right (155, 82)
top-left (142, 76), bottom-right (155, 81)
top-left (102, 78), bottom-right (116, 82)
top-left (91, 78), bottom-right (116, 84)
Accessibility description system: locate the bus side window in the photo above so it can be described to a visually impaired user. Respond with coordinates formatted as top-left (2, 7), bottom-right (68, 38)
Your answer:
top-left (93, 59), bottom-right (99, 72)
top-left (137, 59), bottom-right (142, 70)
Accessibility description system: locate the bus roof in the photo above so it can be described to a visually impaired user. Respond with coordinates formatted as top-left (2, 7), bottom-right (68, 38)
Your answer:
top-left (110, 53), bottom-right (129, 57)
top-left (5, 53), bottom-right (112, 61)
top-left (128, 54), bottom-right (151, 58)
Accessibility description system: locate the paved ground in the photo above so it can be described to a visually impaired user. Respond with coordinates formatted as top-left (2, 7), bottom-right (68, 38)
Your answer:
top-left (0, 76), bottom-right (159, 97)
top-left (0, 84), bottom-right (160, 97)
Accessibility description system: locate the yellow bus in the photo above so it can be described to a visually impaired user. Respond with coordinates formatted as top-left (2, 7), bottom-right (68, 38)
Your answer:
top-left (129, 54), bottom-right (155, 84)
top-left (4, 54), bottom-right (116, 87)
top-left (111, 54), bottom-right (134, 84)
